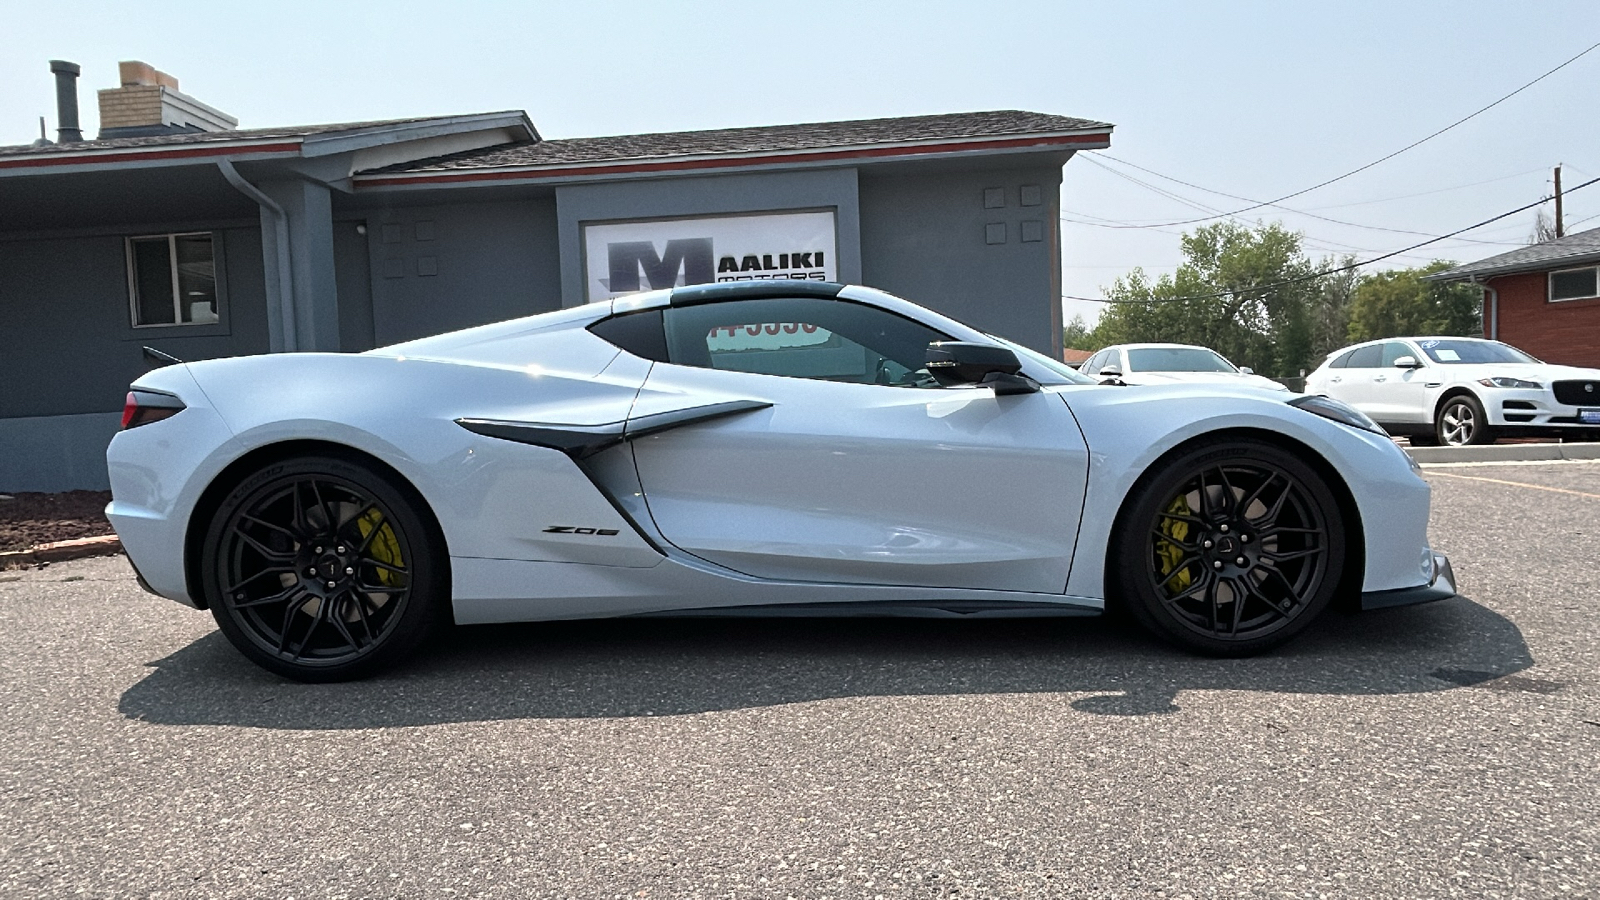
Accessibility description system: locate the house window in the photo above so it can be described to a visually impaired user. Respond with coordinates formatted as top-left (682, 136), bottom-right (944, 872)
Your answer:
top-left (127, 233), bottom-right (220, 327)
top-left (1550, 266), bottom-right (1598, 302)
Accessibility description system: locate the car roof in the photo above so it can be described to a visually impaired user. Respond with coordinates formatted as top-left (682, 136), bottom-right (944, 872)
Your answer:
top-left (1328, 335), bottom-right (1493, 354)
top-left (611, 280), bottom-right (847, 314)
top-left (1104, 343), bottom-right (1217, 351)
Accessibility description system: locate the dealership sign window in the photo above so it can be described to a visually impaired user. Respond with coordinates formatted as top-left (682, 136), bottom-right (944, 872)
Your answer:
top-left (583, 211), bottom-right (837, 302)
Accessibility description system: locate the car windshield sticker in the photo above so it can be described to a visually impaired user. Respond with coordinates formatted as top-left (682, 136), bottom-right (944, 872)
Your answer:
top-left (707, 323), bottom-right (832, 352)
top-left (1435, 349), bottom-right (1460, 361)
top-left (1420, 340), bottom-right (1440, 348)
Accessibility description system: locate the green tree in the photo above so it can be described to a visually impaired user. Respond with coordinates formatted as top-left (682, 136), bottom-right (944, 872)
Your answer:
top-left (1062, 314), bottom-right (1094, 350)
top-left (1093, 222), bottom-right (1320, 377)
top-left (1307, 255), bottom-right (1359, 367)
top-left (1346, 261), bottom-right (1482, 343)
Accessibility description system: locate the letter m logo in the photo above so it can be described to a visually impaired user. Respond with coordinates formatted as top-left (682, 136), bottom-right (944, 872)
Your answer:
top-left (607, 239), bottom-right (714, 292)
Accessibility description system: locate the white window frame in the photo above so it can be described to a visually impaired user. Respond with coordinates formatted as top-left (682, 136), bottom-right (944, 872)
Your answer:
top-left (126, 231), bottom-right (219, 328)
top-left (1548, 264), bottom-right (1599, 303)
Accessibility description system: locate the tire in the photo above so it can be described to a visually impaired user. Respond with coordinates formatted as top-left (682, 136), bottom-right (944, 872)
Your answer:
top-left (1112, 439), bottom-right (1346, 657)
top-left (1436, 394), bottom-right (1492, 446)
top-left (1407, 432), bottom-right (1439, 447)
top-left (200, 455), bottom-right (448, 682)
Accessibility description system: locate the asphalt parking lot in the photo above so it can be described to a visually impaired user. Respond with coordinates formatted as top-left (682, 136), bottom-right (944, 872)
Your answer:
top-left (1, 462), bottom-right (1596, 899)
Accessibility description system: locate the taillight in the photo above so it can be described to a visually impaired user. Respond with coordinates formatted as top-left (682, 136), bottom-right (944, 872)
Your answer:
top-left (121, 390), bottom-right (185, 430)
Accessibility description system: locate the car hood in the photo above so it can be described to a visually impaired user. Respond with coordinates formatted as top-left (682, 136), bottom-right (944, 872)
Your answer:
top-left (1438, 363), bottom-right (1600, 382)
top-left (1120, 371), bottom-right (1291, 391)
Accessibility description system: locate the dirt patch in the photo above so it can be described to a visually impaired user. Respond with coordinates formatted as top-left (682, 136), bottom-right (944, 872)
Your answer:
top-left (0, 491), bottom-right (115, 552)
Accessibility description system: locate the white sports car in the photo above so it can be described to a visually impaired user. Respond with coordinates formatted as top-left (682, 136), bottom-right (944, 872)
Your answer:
top-left (1304, 336), bottom-right (1600, 446)
top-left (107, 282), bottom-right (1455, 681)
top-left (1080, 343), bottom-right (1291, 392)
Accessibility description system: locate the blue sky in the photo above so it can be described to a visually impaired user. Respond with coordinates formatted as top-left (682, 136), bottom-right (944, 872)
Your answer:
top-left (4, 0), bottom-right (1597, 327)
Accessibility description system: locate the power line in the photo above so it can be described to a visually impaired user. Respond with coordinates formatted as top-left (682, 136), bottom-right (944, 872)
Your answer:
top-left (1566, 210), bottom-right (1600, 230)
top-left (1081, 38), bottom-right (1600, 229)
top-left (1063, 175), bottom-right (1600, 305)
top-left (1084, 154), bottom-right (1522, 246)
top-left (1298, 167), bottom-right (1550, 210)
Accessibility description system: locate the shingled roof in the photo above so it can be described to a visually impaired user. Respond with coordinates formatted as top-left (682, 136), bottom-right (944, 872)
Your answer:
top-left (0, 116), bottom-right (455, 157)
top-left (0, 112), bottom-right (536, 169)
top-left (363, 110), bottom-right (1113, 175)
top-left (1427, 225), bottom-right (1600, 281)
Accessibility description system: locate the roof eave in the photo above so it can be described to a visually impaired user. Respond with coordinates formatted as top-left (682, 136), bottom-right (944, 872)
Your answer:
top-left (1425, 251), bottom-right (1600, 283)
top-left (0, 111), bottom-right (540, 177)
top-left (299, 111), bottom-right (537, 157)
top-left (0, 140), bottom-right (305, 177)
top-left (353, 129), bottom-right (1113, 188)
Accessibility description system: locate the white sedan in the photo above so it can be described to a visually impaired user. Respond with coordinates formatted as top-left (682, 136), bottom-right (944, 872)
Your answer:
top-left (107, 282), bottom-right (1453, 681)
top-left (1080, 343), bottom-right (1291, 391)
top-left (1305, 336), bottom-right (1600, 446)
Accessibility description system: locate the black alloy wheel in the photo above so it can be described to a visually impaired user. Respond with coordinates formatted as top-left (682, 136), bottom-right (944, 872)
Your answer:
top-left (201, 455), bottom-right (446, 682)
top-left (1114, 439), bottom-right (1346, 656)
top-left (1436, 394), bottom-right (1491, 447)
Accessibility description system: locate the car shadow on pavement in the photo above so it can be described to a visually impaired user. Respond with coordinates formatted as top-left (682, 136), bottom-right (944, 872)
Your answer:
top-left (120, 595), bottom-right (1534, 729)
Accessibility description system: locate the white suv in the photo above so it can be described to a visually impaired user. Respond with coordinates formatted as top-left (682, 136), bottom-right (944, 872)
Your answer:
top-left (1304, 336), bottom-right (1600, 446)
top-left (1080, 343), bottom-right (1290, 391)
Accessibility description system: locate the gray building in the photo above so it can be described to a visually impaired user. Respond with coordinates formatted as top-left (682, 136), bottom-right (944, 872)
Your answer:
top-left (1, 61), bottom-right (1113, 491)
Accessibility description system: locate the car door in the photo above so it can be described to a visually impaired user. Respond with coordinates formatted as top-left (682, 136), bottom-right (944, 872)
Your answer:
top-left (626, 295), bottom-right (1090, 595)
top-left (1372, 340), bottom-right (1433, 425)
top-left (1330, 343), bottom-right (1384, 415)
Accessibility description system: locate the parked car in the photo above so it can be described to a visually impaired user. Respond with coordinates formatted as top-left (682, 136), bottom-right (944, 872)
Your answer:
top-left (1081, 343), bottom-right (1291, 391)
top-left (107, 281), bottom-right (1453, 681)
top-left (1304, 336), bottom-right (1600, 446)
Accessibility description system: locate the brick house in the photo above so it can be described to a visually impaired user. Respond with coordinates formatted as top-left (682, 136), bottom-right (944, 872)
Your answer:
top-left (1427, 226), bottom-right (1600, 368)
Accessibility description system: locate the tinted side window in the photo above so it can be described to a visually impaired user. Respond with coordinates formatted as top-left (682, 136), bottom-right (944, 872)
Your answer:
top-left (589, 310), bottom-right (668, 361)
top-left (1345, 344), bottom-right (1382, 368)
top-left (661, 297), bottom-right (950, 386)
top-left (1380, 342), bottom-right (1414, 366)
top-left (1328, 349), bottom-right (1356, 369)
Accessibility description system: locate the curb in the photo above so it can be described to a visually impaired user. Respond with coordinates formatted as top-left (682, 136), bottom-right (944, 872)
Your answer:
top-left (0, 534), bottom-right (122, 568)
top-left (1406, 442), bottom-right (1600, 464)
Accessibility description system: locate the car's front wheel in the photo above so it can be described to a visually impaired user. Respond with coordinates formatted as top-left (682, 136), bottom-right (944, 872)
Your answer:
top-left (199, 455), bottom-right (447, 682)
top-left (1436, 394), bottom-right (1492, 446)
top-left (1113, 439), bottom-right (1346, 656)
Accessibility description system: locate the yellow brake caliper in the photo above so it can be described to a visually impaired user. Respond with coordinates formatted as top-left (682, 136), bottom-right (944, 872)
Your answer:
top-left (355, 509), bottom-right (405, 589)
top-left (1155, 494), bottom-right (1193, 597)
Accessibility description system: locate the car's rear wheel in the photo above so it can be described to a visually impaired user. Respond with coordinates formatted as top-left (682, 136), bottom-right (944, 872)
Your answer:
top-left (1113, 439), bottom-right (1345, 656)
top-left (1436, 394), bottom-right (1492, 446)
top-left (200, 455), bottom-right (446, 682)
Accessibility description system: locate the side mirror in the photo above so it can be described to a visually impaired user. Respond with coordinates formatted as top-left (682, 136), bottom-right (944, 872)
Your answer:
top-left (925, 342), bottom-right (1039, 395)
top-left (1393, 356), bottom-right (1421, 369)
top-left (1239, 366), bottom-right (1254, 375)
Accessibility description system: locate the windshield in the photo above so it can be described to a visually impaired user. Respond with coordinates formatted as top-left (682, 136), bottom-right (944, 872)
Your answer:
top-left (1126, 347), bottom-right (1237, 373)
top-left (1417, 339), bottom-right (1541, 365)
top-left (985, 334), bottom-right (1096, 385)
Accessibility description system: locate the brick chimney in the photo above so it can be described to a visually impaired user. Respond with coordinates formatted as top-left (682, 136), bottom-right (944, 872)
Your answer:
top-left (97, 61), bottom-right (238, 139)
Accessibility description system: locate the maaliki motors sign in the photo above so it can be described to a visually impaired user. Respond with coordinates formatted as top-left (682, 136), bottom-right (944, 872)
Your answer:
top-left (583, 211), bottom-right (837, 302)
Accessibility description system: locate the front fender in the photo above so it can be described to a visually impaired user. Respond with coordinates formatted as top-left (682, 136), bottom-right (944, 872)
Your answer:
top-left (1057, 385), bottom-right (1431, 600)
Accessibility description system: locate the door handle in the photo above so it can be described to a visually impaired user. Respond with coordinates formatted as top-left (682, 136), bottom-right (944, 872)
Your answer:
top-left (1330, 376), bottom-right (1342, 383)
top-left (1373, 376), bottom-right (1387, 382)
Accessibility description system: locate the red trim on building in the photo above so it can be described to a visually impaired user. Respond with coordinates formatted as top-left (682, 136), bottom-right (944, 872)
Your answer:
top-left (356, 132), bottom-right (1113, 187)
top-left (0, 141), bottom-right (303, 171)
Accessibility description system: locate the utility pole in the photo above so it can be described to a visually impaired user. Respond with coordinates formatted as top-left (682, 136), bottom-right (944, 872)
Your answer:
top-left (1554, 165), bottom-right (1565, 239)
